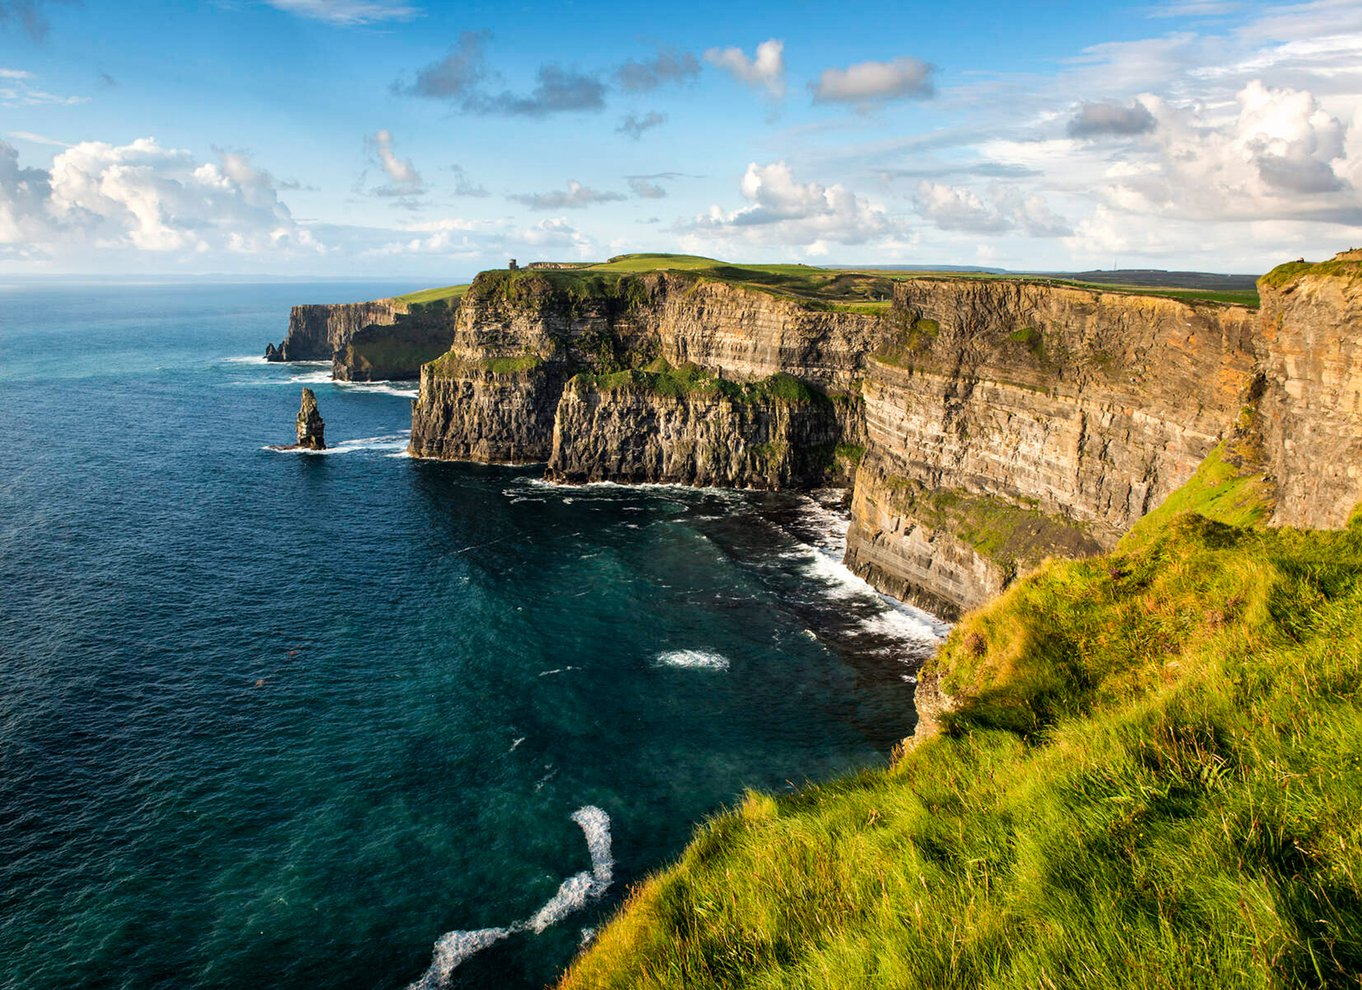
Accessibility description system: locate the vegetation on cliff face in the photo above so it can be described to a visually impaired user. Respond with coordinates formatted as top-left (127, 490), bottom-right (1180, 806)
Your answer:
top-left (1259, 253), bottom-right (1362, 290)
top-left (570, 359), bottom-right (830, 406)
top-left (877, 476), bottom-right (1101, 583)
top-left (559, 445), bottom-right (1362, 989)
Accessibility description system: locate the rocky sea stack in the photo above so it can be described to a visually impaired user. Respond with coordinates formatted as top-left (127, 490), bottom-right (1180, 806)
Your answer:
top-left (295, 388), bottom-right (325, 450)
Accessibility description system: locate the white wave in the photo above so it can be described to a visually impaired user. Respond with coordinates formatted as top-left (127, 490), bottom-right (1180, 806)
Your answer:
top-left (403, 805), bottom-right (614, 988)
top-left (538, 666), bottom-right (579, 677)
top-left (526, 871), bottom-right (595, 934)
top-left (406, 927), bottom-right (513, 990)
top-left (857, 604), bottom-right (950, 642)
top-left (222, 354), bottom-right (269, 365)
top-left (656, 649), bottom-right (730, 671)
top-left (572, 805), bottom-right (614, 888)
top-left (334, 379), bottom-right (419, 398)
top-left (800, 550), bottom-right (866, 600)
top-left (288, 370), bottom-right (332, 384)
top-left (262, 433), bottom-right (410, 457)
top-left (509, 737), bottom-right (525, 752)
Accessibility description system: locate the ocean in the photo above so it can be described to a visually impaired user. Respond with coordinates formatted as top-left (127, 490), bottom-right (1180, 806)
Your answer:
top-left (0, 281), bottom-right (945, 990)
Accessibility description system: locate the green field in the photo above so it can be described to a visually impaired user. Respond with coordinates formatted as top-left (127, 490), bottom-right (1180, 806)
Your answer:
top-left (393, 283), bottom-right (471, 306)
top-left (560, 434), bottom-right (1362, 988)
top-left (396, 256), bottom-right (1258, 312)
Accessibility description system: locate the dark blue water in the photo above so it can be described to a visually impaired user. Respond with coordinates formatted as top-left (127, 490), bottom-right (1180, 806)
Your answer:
top-left (0, 282), bottom-right (944, 990)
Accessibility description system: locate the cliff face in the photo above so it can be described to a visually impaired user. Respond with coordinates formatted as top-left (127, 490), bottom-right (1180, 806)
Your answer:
top-left (408, 270), bottom-right (885, 469)
top-left (844, 280), bottom-right (1259, 614)
top-left (267, 300), bottom-right (407, 362)
top-left (402, 257), bottom-right (1361, 619)
top-left (1257, 253), bottom-right (1362, 529)
top-left (547, 376), bottom-right (845, 488)
top-left (333, 301), bottom-right (457, 382)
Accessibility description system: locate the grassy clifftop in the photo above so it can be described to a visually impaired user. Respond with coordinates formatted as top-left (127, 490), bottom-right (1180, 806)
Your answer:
top-left (560, 444), bottom-right (1362, 988)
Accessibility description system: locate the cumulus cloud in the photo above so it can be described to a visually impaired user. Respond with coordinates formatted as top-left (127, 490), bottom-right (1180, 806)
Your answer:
top-left (1105, 81), bottom-right (1355, 221)
top-left (371, 215), bottom-right (595, 259)
top-left (617, 111), bottom-right (667, 140)
top-left (811, 57), bottom-right (934, 108)
top-left (682, 161), bottom-right (907, 254)
top-left (613, 49), bottom-right (699, 92)
top-left (263, 0), bottom-right (420, 24)
top-left (397, 33), bottom-right (604, 116)
top-left (363, 129), bottom-right (425, 198)
top-left (0, 137), bottom-right (320, 260)
top-left (915, 182), bottom-right (1070, 236)
top-left (704, 39), bottom-right (785, 99)
top-left (508, 180), bottom-right (626, 210)
top-left (1068, 99), bottom-right (1157, 137)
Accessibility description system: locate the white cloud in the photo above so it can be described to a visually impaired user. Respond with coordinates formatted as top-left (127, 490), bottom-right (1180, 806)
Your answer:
top-left (263, 0), bottom-right (420, 25)
top-left (508, 180), bottom-right (626, 210)
top-left (363, 129), bottom-right (424, 199)
top-left (915, 182), bottom-right (1070, 236)
top-left (0, 137), bottom-right (321, 260)
top-left (811, 57), bottom-right (934, 107)
top-left (704, 39), bottom-right (786, 99)
top-left (682, 161), bottom-right (908, 254)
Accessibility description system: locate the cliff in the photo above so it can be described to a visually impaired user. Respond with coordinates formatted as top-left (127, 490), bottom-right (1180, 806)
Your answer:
top-left (407, 268), bottom-right (884, 471)
top-left (333, 300), bottom-right (458, 382)
top-left (845, 279), bottom-right (1258, 615)
top-left (265, 299), bottom-right (408, 363)
top-left (1256, 252), bottom-right (1362, 529)
top-left (407, 260), bottom-right (1303, 616)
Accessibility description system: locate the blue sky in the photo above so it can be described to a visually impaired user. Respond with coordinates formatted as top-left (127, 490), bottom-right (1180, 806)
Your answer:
top-left (2, 0), bottom-right (1361, 276)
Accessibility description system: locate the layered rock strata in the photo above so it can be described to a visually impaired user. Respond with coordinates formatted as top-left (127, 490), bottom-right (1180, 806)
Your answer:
top-left (333, 301), bottom-right (457, 382)
top-left (394, 255), bottom-right (1360, 618)
top-left (266, 300), bottom-right (407, 362)
top-left (1256, 252), bottom-right (1362, 529)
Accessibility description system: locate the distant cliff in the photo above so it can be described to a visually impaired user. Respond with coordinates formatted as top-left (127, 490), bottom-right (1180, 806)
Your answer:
top-left (266, 300), bottom-right (407, 363)
top-left (377, 252), bottom-right (1360, 616)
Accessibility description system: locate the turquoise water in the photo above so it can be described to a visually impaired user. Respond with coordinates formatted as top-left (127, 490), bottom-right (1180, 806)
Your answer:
top-left (0, 282), bottom-right (944, 990)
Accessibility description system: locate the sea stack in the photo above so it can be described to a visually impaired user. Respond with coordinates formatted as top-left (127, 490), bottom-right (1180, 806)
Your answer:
top-left (296, 388), bottom-right (325, 450)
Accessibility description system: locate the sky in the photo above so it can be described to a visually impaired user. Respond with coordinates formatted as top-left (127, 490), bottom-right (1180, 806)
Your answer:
top-left (2, 0), bottom-right (1362, 277)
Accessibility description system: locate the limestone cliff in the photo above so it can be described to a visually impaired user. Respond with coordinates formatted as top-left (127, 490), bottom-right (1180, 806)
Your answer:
top-left (547, 371), bottom-right (847, 488)
top-left (266, 299), bottom-right (407, 363)
top-left (845, 279), bottom-right (1258, 614)
top-left (408, 269), bottom-right (883, 468)
top-left (1256, 251), bottom-right (1362, 529)
top-left (397, 254), bottom-right (1360, 619)
top-left (333, 300), bottom-right (457, 382)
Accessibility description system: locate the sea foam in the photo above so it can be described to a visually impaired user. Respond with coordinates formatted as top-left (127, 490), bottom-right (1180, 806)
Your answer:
top-left (404, 805), bottom-right (613, 988)
top-left (656, 649), bottom-right (730, 671)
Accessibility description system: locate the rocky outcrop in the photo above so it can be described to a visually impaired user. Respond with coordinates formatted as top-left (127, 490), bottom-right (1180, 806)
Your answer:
top-left (266, 300), bottom-right (407, 362)
top-left (296, 388), bottom-right (325, 450)
top-left (334, 301), bottom-right (457, 382)
top-left (842, 279), bottom-right (1259, 613)
top-left (546, 373), bottom-right (844, 488)
top-left (408, 269), bottom-right (886, 469)
top-left (1257, 252), bottom-right (1362, 529)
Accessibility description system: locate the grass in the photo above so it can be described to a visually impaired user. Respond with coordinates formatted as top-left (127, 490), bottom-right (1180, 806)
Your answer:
top-left (393, 283), bottom-right (470, 306)
top-left (1259, 256), bottom-right (1362, 290)
top-left (571, 359), bottom-right (828, 405)
top-left (880, 477), bottom-right (1101, 581)
top-left (559, 445), bottom-right (1362, 989)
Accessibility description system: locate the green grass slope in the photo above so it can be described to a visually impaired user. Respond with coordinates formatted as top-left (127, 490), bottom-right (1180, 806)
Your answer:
top-left (393, 283), bottom-right (470, 306)
top-left (560, 447), bottom-right (1362, 989)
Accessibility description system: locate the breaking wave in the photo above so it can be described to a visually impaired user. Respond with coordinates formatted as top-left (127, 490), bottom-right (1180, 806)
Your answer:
top-left (656, 649), bottom-right (730, 671)
top-left (404, 805), bottom-right (613, 989)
